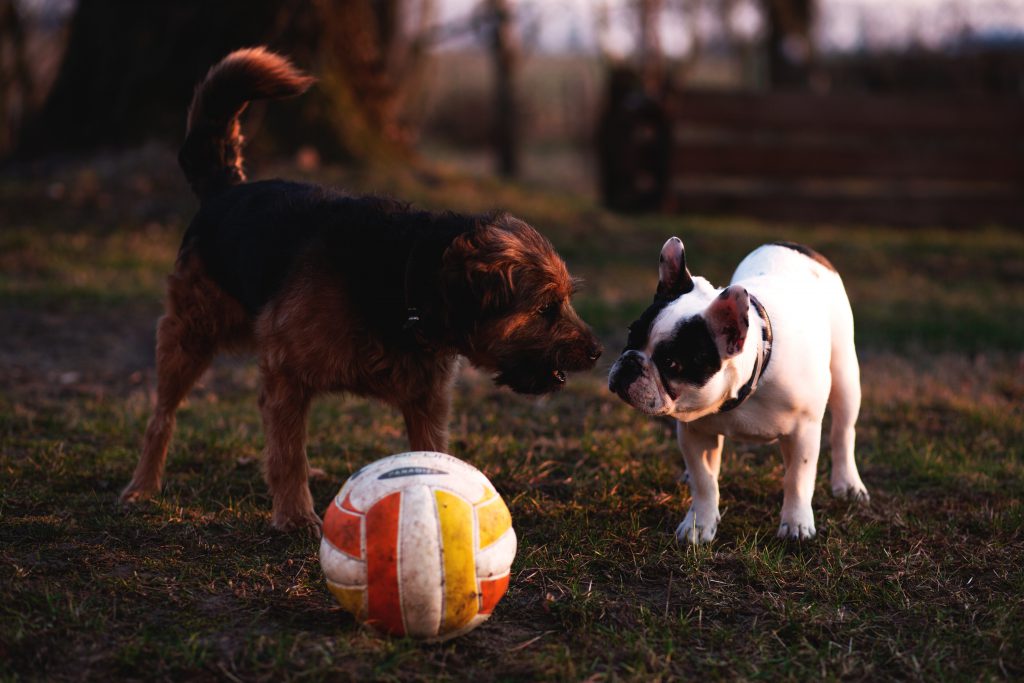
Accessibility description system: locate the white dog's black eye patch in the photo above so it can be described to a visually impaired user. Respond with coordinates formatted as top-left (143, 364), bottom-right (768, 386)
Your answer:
top-left (652, 317), bottom-right (721, 387)
top-left (623, 299), bottom-right (670, 351)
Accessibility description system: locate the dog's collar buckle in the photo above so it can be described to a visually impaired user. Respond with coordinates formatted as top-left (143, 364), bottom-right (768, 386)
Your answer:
top-left (717, 294), bottom-right (773, 414)
top-left (403, 308), bottom-right (421, 331)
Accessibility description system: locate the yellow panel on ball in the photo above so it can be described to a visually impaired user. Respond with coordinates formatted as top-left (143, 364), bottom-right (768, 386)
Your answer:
top-left (476, 496), bottom-right (512, 549)
top-left (435, 488), bottom-right (479, 632)
top-left (326, 581), bottom-right (366, 620)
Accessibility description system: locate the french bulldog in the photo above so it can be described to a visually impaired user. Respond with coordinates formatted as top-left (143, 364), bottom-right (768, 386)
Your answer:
top-left (608, 238), bottom-right (868, 543)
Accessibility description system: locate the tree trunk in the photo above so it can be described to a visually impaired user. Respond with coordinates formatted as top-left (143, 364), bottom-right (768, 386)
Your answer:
top-left (487, 0), bottom-right (520, 178)
top-left (0, 0), bottom-right (33, 156)
top-left (636, 0), bottom-right (663, 93)
top-left (763, 0), bottom-right (816, 89)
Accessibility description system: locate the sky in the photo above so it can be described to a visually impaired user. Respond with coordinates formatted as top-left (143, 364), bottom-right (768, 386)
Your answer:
top-left (436, 0), bottom-right (1024, 55)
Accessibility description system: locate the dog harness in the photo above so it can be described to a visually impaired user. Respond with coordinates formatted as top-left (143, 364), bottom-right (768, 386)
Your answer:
top-left (716, 294), bottom-right (773, 413)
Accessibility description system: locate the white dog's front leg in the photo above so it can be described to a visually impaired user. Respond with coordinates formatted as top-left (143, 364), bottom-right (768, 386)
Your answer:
top-left (777, 421), bottom-right (822, 540)
top-left (675, 424), bottom-right (724, 545)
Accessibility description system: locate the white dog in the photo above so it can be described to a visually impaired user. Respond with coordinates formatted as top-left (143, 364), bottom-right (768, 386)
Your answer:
top-left (608, 238), bottom-right (868, 543)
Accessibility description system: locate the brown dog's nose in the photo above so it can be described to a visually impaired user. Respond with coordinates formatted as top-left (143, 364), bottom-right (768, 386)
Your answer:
top-left (588, 344), bottom-right (603, 362)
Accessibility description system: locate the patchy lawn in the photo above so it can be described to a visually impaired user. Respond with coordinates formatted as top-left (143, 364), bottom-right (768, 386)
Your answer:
top-left (1, 151), bottom-right (1022, 681)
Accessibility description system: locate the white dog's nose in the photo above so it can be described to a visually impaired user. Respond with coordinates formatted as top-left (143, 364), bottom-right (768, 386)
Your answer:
top-left (608, 350), bottom-right (644, 396)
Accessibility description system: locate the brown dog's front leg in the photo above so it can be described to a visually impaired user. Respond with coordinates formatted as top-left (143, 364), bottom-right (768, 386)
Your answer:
top-left (259, 369), bottom-right (320, 534)
top-left (401, 389), bottom-right (451, 454)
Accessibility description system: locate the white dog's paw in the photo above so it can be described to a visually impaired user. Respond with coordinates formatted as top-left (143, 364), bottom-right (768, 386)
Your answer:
top-left (778, 507), bottom-right (816, 540)
top-left (675, 507), bottom-right (720, 545)
top-left (777, 522), bottom-right (816, 540)
top-left (827, 483), bottom-right (868, 505)
top-left (831, 472), bottom-right (870, 503)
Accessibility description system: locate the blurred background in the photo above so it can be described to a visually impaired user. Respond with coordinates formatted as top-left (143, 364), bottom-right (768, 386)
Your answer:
top-left (3, 6), bottom-right (1024, 680)
top-left (2, 0), bottom-right (1022, 226)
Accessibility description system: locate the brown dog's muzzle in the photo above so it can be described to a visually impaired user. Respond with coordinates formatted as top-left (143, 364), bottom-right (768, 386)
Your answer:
top-left (492, 322), bottom-right (601, 394)
top-left (556, 306), bottom-right (602, 367)
top-left (554, 328), bottom-right (602, 372)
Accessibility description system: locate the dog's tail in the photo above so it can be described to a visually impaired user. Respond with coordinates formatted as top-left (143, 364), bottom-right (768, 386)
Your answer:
top-left (178, 47), bottom-right (314, 199)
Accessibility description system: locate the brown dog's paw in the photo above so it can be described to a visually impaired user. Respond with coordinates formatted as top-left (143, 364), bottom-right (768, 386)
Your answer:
top-left (271, 508), bottom-right (323, 538)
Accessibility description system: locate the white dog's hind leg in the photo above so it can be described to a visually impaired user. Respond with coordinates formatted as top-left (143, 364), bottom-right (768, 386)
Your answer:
top-left (778, 421), bottom-right (821, 540)
top-left (675, 425), bottom-right (723, 545)
top-left (827, 319), bottom-right (869, 502)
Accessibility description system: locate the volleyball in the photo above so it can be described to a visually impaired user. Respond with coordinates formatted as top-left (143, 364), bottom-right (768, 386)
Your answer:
top-left (319, 452), bottom-right (516, 641)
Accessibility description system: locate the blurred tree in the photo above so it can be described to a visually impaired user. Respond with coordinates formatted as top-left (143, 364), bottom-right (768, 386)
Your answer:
top-left (596, 0), bottom-right (712, 94)
top-left (761, 0), bottom-right (816, 88)
top-left (317, 0), bottom-right (435, 157)
top-left (0, 0), bottom-right (33, 156)
top-left (13, 0), bottom-right (435, 163)
top-left (636, 0), bottom-right (664, 93)
top-left (484, 0), bottom-right (520, 178)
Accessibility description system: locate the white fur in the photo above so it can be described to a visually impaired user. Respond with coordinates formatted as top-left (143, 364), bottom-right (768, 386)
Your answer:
top-left (610, 243), bottom-right (868, 544)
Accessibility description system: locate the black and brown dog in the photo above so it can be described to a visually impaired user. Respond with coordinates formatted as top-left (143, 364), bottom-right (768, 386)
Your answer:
top-left (120, 48), bottom-right (601, 533)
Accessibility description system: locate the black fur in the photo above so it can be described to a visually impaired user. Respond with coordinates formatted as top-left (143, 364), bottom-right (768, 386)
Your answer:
top-left (623, 299), bottom-right (670, 351)
top-left (181, 180), bottom-right (477, 338)
top-left (770, 241), bottom-right (837, 272)
top-left (652, 316), bottom-right (722, 390)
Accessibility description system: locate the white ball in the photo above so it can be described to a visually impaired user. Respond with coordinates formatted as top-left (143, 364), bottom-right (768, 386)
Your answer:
top-left (319, 452), bottom-right (517, 641)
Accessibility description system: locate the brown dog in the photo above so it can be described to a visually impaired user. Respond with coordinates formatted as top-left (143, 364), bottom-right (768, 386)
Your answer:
top-left (120, 48), bottom-right (601, 532)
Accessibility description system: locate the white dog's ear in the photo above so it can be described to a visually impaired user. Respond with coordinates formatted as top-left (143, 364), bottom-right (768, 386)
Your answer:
top-left (705, 286), bottom-right (749, 359)
top-left (656, 237), bottom-right (694, 301)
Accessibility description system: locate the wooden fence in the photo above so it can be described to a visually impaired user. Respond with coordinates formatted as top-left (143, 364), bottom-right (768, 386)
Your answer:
top-left (601, 89), bottom-right (1024, 227)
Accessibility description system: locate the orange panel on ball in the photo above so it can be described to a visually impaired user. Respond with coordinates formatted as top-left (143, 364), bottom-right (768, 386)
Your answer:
top-left (365, 491), bottom-right (405, 636)
top-left (340, 491), bottom-right (360, 513)
top-left (479, 573), bottom-right (510, 615)
top-left (323, 502), bottom-right (362, 559)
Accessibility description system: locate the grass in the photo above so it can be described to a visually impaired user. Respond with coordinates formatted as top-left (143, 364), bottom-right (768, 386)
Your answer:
top-left (1, 149), bottom-right (1023, 681)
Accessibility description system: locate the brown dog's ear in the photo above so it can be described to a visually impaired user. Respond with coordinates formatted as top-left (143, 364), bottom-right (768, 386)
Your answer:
top-left (442, 231), bottom-right (515, 316)
top-left (705, 285), bottom-right (749, 359)
top-left (465, 263), bottom-right (514, 311)
top-left (656, 237), bottom-right (694, 302)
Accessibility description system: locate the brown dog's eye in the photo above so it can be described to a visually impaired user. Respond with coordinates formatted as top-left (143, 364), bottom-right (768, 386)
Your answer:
top-left (665, 358), bottom-right (683, 374)
top-left (537, 302), bottom-right (558, 317)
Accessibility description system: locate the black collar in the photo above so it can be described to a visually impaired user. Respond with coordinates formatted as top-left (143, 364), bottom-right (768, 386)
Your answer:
top-left (401, 225), bottom-right (465, 348)
top-left (717, 294), bottom-right (773, 413)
